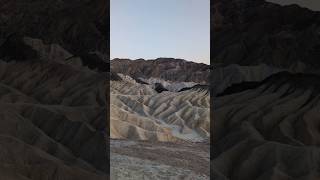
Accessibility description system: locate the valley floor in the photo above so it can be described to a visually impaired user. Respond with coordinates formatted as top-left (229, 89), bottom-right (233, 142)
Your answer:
top-left (110, 139), bottom-right (210, 180)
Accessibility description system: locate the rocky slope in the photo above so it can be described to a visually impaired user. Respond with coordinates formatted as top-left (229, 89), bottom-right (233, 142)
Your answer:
top-left (0, 0), bottom-right (108, 56)
top-left (0, 0), bottom-right (109, 179)
top-left (0, 58), bottom-right (108, 179)
top-left (212, 0), bottom-right (320, 179)
top-left (111, 58), bottom-right (210, 84)
top-left (110, 74), bottom-right (210, 142)
top-left (212, 0), bottom-right (320, 72)
top-left (213, 72), bottom-right (320, 179)
top-left (211, 0), bottom-right (320, 94)
top-left (211, 64), bottom-right (283, 95)
top-left (110, 66), bottom-right (210, 179)
top-left (138, 77), bottom-right (198, 92)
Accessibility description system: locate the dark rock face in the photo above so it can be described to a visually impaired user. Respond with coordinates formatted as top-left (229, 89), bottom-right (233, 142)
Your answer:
top-left (179, 84), bottom-right (209, 93)
top-left (216, 81), bottom-right (261, 97)
top-left (212, 0), bottom-right (320, 71)
top-left (111, 58), bottom-right (210, 84)
top-left (79, 52), bottom-right (109, 72)
top-left (210, 64), bottom-right (282, 96)
top-left (0, 34), bottom-right (39, 61)
top-left (154, 83), bottom-right (168, 93)
top-left (110, 71), bottom-right (122, 81)
top-left (133, 78), bottom-right (149, 85)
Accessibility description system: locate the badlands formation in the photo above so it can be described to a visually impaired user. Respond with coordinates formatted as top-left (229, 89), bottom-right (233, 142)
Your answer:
top-left (213, 72), bottom-right (320, 180)
top-left (110, 58), bottom-right (210, 179)
top-left (0, 0), bottom-right (109, 179)
top-left (0, 37), bottom-right (108, 179)
top-left (110, 72), bottom-right (210, 142)
top-left (212, 0), bottom-right (320, 179)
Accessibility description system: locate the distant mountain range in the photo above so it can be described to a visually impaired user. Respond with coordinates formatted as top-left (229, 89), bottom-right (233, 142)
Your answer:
top-left (111, 58), bottom-right (210, 84)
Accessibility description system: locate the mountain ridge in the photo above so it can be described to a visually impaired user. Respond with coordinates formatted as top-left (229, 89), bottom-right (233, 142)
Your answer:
top-left (111, 58), bottom-right (210, 84)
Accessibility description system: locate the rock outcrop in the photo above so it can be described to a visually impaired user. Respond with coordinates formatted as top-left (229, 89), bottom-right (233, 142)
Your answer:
top-left (110, 74), bottom-right (209, 142)
top-left (111, 58), bottom-right (210, 84)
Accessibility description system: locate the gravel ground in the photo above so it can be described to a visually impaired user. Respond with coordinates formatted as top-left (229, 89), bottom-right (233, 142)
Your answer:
top-left (110, 139), bottom-right (210, 180)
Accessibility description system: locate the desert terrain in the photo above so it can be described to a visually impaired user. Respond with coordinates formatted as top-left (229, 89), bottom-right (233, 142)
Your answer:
top-left (212, 0), bottom-right (320, 179)
top-left (0, 0), bottom-right (109, 179)
top-left (110, 58), bottom-right (210, 179)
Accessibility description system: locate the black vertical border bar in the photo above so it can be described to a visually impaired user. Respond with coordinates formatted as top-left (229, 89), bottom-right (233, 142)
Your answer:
top-left (106, 0), bottom-right (111, 177)
top-left (210, 0), bottom-right (214, 179)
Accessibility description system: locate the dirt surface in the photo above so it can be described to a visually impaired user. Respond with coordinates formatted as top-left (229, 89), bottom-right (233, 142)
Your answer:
top-left (110, 139), bottom-right (210, 180)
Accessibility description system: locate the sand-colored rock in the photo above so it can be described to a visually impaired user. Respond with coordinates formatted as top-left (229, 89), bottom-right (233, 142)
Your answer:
top-left (110, 76), bottom-right (210, 142)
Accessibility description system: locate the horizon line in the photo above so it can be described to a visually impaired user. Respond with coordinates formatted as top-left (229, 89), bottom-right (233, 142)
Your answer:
top-left (110, 57), bottom-right (210, 65)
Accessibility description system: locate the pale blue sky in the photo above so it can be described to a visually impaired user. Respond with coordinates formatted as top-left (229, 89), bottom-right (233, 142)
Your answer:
top-left (111, 0), bottom-right (210, 64)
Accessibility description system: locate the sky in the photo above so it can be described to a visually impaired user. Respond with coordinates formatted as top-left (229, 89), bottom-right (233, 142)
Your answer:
top-left (267, 0), bottom-right (320, 11)
top-left (111, 0), bottom-right (210, 65)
